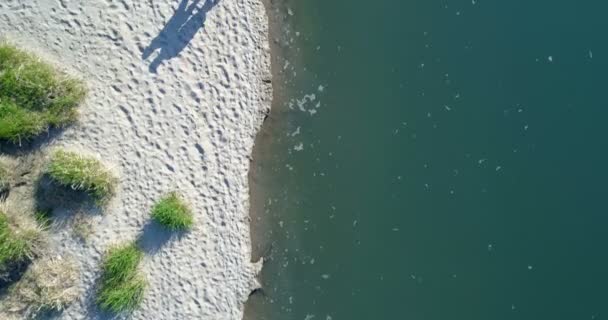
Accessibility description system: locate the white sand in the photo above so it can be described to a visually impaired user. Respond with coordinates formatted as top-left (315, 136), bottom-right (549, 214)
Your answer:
top-left (0, 0), bottom-right (271, 319)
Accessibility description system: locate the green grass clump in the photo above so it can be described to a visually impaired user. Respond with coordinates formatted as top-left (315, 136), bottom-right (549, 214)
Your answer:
top-left (0, 211), bottom-right (39, 276)
top-left (0, 43), bottom-right (86, 143)
top-left (97, 243), bottom-right (146, 313)
top-left (46, 150), bottom-right (117, 203)
top-left (151, 192), bottom-right (193, 230)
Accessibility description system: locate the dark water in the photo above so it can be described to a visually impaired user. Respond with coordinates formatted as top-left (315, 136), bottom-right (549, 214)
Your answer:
top-left (247, 1), bottom-right (608, 319)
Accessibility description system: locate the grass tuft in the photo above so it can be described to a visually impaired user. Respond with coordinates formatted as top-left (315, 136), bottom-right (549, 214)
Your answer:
top-left (151, 192), bottom-right (193, 231)
top-left (0, 210), bottom-right (41, 278)
top-left (0, 43), bottom-right (86, 143)
top-left (34, 209), bottom-right (53, 229)
top-left (72, 213), bottom-right (93, 241)
top-left (46, 150), bottom-right (117, 204)
top-left (97, 242), bottom-right (146, 313)
top-left (5, 255), bottom-right (79, 317)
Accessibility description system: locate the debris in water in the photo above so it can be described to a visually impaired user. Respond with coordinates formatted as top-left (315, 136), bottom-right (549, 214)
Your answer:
top-left (291, 126), bottom-right (301, 137)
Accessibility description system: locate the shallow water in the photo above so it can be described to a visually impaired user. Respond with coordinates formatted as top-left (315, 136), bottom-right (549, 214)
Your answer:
top-left (248, 1), bottom-right (608, 319)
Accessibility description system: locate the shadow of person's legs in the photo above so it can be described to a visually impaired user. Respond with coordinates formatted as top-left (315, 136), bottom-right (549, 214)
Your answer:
top-left (142, 0), bottom-right (193, 60)
top-left (148, 49), bottom-right (168, 73)
top-left (142, 40), bottom-right (160, 61)
top-left (142, 0), bottom-right (220, 73)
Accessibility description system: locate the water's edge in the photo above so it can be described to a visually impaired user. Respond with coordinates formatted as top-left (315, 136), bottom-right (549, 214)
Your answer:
top-left (244, 0), bottom-right (290, 317)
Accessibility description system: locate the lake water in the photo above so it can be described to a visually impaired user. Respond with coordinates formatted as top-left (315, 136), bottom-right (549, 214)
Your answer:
top-left (247, 1), bottom-right (608, 319)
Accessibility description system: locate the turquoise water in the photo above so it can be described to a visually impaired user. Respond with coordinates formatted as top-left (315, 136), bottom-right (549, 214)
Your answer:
top-left (247, 1), bottom-right (608, 319)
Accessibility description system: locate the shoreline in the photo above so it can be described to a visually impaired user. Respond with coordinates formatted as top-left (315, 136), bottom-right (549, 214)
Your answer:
top-left (245, 0), bottom-right (303, 317)
top-left (249, 0), bottom-right (302, 263)
top-left (0, 0), bottom-right (272, 319)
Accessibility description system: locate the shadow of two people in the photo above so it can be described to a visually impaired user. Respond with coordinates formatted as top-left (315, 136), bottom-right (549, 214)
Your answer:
top-left (142, 0), bottom-right (219, 73)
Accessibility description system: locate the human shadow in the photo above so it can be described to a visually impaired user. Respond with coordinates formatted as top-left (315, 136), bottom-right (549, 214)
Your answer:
top-left (142, 0), bottom-right (219, 73)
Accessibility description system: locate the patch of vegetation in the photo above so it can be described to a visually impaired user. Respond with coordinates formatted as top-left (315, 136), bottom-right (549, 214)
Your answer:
top-left (97, 242), bottom-right (146, 313)
top-left (46, 150), bottom-right (117, 204)
top-left (34, 209), bottom-right (53, 230)
top-left (0, 164), bottom-right (9, 198)
top-left (4, 256), bottom-right (79, 318)
top-left (151, 192), bottom-right (193, 231)
top-left (72, 213), bottom-right (93, 241)
top-left (0, 43), bottom-right (86, 143)
top-left (0, 210), bottom-right (41, 278)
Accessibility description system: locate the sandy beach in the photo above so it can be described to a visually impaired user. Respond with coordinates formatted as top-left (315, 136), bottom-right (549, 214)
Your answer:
top-left (0, 0), bottom-right (272, 318)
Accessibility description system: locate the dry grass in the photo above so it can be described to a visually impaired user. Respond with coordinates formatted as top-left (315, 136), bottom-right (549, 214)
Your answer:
top-left (2, 255), bottom-right (79, 318)
top-left (0, 162), bottom-right (9, 198)
top-left (72, 212), bottom-right (93, 241)
top-left (0, 205), bottom-right (44, 280)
